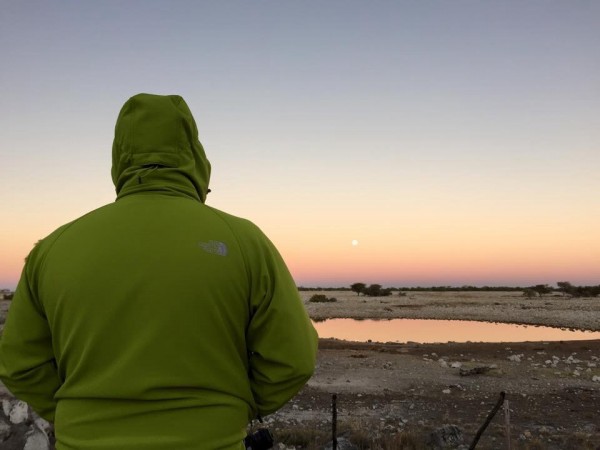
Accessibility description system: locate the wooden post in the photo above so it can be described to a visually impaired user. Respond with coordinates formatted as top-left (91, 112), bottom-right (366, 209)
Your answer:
top-left (503, 399), bottom-right (511, 450)
top-left (469, 391), bottom-right (506, 450)
top-left (332, 393), bottom-right (337, 450)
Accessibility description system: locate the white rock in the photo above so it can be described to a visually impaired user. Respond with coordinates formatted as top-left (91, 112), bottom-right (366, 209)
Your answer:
top-left (24, 428), bottom-right (50, 450)
top-left (565, 356), bottom-right (582, 365)
top-left (442, 389), bottom-right (451, 394)
top-left (592, 375), bottom-right (600, 383)
top-left (450, 362), bottom-right (462, 369)
top-left (2, 400), bottom-right (11, 418)
top-left (507, 354), bottom-right (523, 362)
top-left (9, 401), bottom-right (29, 424)
top-left (439, 359), bottom-right (449, 368)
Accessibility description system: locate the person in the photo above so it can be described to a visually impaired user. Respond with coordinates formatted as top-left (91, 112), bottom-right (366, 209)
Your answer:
top-left (0, 93), bottom-right (318, 449)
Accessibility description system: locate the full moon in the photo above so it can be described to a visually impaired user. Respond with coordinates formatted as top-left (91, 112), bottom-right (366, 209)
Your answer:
top-left (351, 239), bottom-right (359, 246)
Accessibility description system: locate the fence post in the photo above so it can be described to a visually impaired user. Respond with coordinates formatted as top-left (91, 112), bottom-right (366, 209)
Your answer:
top-left (503, 399), bottom-right (511, 450)
top-left (332, 393), bottom-right (337, 450)
top-left (469, 391), bottom-right (506, 450)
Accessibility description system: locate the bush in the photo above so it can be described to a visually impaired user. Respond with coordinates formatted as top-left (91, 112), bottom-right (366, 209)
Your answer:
top-left (362, 284), bottom-right (392, 297)
top-left (308, 294), bottom-right (337, 303)
top-left (557, 281), bottom-right (600, 297)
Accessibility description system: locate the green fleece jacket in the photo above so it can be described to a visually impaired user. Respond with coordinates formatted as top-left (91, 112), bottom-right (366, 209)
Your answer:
top-left (0, 94), bottom-right (318, 449)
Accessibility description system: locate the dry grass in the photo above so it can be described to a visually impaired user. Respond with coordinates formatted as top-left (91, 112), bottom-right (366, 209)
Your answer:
top-left (272, 420), bottom-right (430, 450)
top-left (275, 426), bottom-right (329, 449)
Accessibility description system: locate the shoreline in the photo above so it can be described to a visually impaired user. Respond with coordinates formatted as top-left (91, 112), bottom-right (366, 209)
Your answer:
top-left (302, 290), bottom-right (600, 332)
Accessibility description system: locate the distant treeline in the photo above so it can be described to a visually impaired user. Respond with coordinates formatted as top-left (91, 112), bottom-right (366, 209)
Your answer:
top-left (298, 282), bottom-right (600, 297)
top-left (297, 285), bottom-right (525, 292)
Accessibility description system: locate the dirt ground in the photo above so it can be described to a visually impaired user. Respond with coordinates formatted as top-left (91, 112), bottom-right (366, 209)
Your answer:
top-left (262, 291), bottom-right (600, 449)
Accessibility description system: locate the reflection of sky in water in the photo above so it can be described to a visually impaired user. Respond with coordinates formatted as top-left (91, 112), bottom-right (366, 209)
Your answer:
top-left (313, 319), bottom-right (600, 344)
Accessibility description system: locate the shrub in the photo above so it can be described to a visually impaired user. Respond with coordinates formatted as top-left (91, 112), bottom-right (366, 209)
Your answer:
top-left (308, 294), bottom-right (337, 303)
top-left (362, 284), bottom-right (393, 297)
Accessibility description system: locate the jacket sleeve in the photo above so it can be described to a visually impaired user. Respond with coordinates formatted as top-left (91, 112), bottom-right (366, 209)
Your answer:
top-left (0, 261), bottom-right (61, 422)
top-left (245, 231), bottom-right (318, 417)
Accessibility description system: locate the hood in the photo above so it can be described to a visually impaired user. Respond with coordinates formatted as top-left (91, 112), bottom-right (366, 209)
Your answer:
top-left (111, 93), bottom-right (211, 202)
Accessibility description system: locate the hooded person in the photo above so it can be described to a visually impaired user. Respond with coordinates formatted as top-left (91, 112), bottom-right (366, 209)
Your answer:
top-left (0, 93), bottom-right (318, 449)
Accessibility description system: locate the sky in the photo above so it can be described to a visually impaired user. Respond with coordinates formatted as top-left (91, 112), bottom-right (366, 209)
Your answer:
top-left (1, 1), bottom-right (599, 289)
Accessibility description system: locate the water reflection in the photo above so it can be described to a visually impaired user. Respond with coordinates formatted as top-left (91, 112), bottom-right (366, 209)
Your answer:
top-left (313, 318), bottom-right (600, 343)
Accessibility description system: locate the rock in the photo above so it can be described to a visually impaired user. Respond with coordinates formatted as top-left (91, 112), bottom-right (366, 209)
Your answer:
top-left (24, 427), bottom-right (50, 450)
top-left (324, 437), bottom-right (358, 450)
top-left (442, 389), bottom-right (451, 394)
top-left (0, 419), bottom-right (11, 442)
top-left (450, 362), bottom-right (462, 369)
top-left (33, 416), bottom-right (52, 435)
top-left (2, 399), bottom-right (11, 417)
top-left (459, 366), bottom-right (492, 377)
top-left (429, 424), bottom-right (463, 448)
top-left (438, 359), bottom-right (448, 368)
top-left (8, 401), bottom-right (28, 424)
top-left (592, 375), bottom-right (600, 383)
top-left (507, 354), bottom-right (523, 362)
top-left (565, 355), bottom-right (582, 365)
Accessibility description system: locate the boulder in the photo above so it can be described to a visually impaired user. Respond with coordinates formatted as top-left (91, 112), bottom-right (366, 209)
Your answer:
top-left (429, 424), bottom-right (463, 448)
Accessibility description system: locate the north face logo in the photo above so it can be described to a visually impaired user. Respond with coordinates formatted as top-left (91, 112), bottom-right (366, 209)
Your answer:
top-left (198, 240), bottom-right (228, 256)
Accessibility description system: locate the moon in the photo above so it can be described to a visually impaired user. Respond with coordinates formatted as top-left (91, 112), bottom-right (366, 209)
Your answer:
top-left (351, 239), bottom-right (359, 246)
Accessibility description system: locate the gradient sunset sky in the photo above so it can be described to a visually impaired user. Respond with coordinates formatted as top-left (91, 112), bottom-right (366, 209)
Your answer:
top-left (2, 1), bottom-right (599, 289)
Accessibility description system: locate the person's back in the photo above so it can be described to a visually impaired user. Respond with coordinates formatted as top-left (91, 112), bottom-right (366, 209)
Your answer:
top-left (0, 94), bottom-right (318, 449)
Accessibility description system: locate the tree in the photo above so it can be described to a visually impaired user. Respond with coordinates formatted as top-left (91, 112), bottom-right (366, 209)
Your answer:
top-left (557, 281), bottom-right (573, 296)
top-left (363, 284), bottom-right (383, 297)
top-left (531, 284), bottom-right (552, 297)
top-left (350, 283), bottom-right (366, 296)
top-left (522, 288), bottom-right (537, 298)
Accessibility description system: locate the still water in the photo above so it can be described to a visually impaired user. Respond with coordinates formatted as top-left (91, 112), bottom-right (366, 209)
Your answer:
top-left (313, 318), bottom-right (600, 343)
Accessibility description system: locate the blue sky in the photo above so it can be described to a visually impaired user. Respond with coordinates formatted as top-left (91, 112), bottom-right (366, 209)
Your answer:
top-left (2, 1), bottom-right (599, 288)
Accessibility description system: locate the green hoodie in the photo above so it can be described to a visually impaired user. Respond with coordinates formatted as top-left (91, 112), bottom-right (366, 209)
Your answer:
top-left (0, 94), bottom-right (318, 449)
